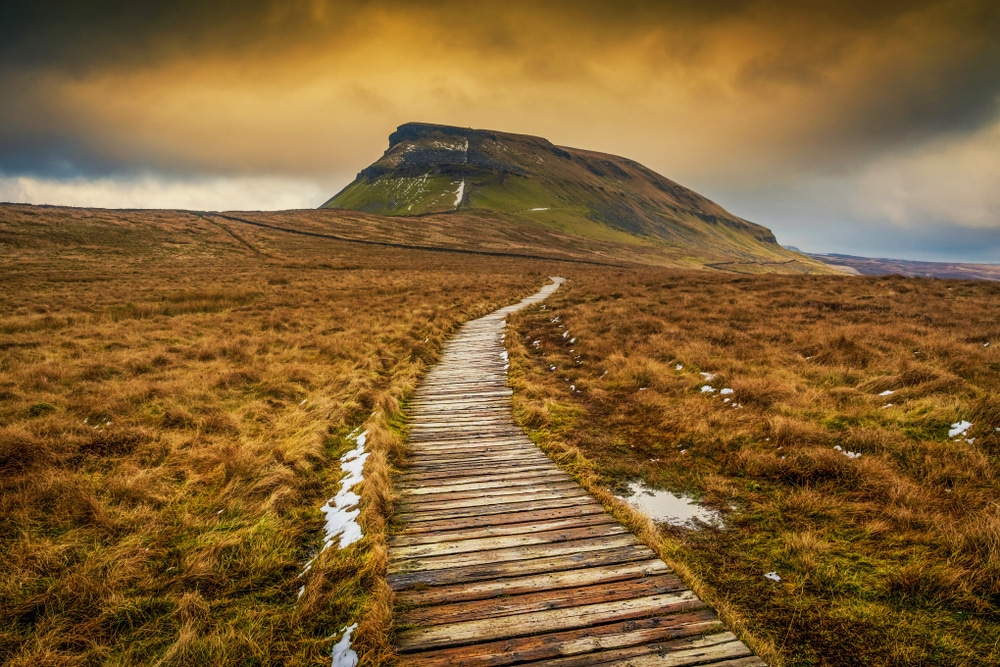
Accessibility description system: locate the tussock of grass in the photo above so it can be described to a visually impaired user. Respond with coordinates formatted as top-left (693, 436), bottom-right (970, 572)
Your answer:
top-left (508, 270), bottom-right (1000, 667)
top-left (0, 205), bottom-right (550, 665)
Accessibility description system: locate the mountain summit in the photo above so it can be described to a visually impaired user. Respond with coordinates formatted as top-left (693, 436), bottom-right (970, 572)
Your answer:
top-left (323, 122), bottom-right (816, 269)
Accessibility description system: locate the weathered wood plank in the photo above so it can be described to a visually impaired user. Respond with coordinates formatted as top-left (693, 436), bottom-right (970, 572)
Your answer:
top-left (398, 468), bottom-right (569, 490)
top-left (398, 482), bottom-right (582, 508)
top-left (390, 513), bottom-right (615, 547)
top-left (388, 534), bottom-right (639, 575)
top-left (393, 610), bottom-right (720, 667)
top-left (395, 504), bottom-right (608, 534)
top-left (390, 523), bottom-right (629, 561)
top-left (400, 573), bottom-right (687, 625)
top-left (394, 559), bottom-right (672, 607)
top-left (394, 493), bottom-right (600, 523)
top-left (396, 463), bottom-right (561, 484)
top-left (387, 544), bottom-right (658, 590)
top-left (396, 591), bottom-right (705, 652)
top-left (516, 633), bottom-right (750, 667)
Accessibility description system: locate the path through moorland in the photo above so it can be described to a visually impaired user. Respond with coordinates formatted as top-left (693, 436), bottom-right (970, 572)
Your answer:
top-left (388, 278), bottom-right (764, 666)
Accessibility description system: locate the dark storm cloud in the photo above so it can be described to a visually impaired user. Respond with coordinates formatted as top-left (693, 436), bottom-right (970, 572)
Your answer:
top-left (3, 1), bottom-right (998, 160)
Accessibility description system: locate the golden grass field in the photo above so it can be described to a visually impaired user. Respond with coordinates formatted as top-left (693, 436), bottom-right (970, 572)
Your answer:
top-left (3, 203), bottom-right (998, 666)
top-left (507, 270), bottom-right (1000, 667)
top-left (0, 205), bottom-right (555, 665)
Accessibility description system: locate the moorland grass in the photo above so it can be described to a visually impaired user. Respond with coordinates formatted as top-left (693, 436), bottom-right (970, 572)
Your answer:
top-left (0, 205), bottom-right (549, 666)
top-left (508, 270), bottom-right (1000, 667)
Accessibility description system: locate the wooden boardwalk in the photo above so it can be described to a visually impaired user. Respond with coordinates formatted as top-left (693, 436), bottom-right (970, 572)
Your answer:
top-left (389, 278), bottom-right (764, 666)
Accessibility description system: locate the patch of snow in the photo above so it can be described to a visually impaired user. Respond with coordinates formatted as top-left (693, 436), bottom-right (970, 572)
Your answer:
top-left (331, 624), bottom-right (359, 667)
top-left (500, 351), bottom-right (509, 362)
top-left (720, 388), bottom-right (734, 396)
top-left (318, 430), bottom-right (369, 554)
top-left (454, 180), bottom-right (465, 208)
top-left (701, 385), bottom-right (716, 393)
top-left (882, 403), bottom-right (893, 408)
top-left (562, 331), bottom-right (569, 338)
top-left (834, 445), bottom-right (862, 459)
top-left (569, 337), bottom-right (576, 344)
top-left (529, 207), bottom-right (550, 211)
top-left (949, 421), bottom-right (973, 438)
top-left (675, 364), bottom-right (683, 371)
top-left (764, 571), bottom-right (781, 582)
top-left (879, 390), bottom-right (895, 397)
top-left (699, 372), bottom-right (717, 381)
top-left (723, 398), bottom-right (731, 404)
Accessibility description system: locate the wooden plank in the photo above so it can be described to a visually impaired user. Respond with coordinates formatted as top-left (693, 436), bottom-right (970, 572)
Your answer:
top-left (399, 475), bottom-right (579, 503)
top-left (397, 470), bottom-right (562, 488)
top-left (390, 523), bottom-right (629, 561)
top-left (387, 544), bottom-right (658, 590)
top-left (407, 438), bottom-right (532, 452)
top-left (394, 493), bottom-right (599, 523)
top-left (403, 450), bottom-right (552, 466)
top-left (397, 467), bottom-right (569, 488)
top-left (401, 454), bottom-right (554, 470)
top-left (409, 430), bottom-right (526, 442)
top-left (397, 466), bottom-right (560, 486)
top-left (399, 474), bottom-right (573, 497)
top-left (394, 559), bottom-right (671, 607)
top-left (393, 610), bottom-right (720, 667)
top-left (396, 504), bottom-right (608, 534)
top-left (389, 534), bottom-right (639, 575)
top-left (518, 633), bottom-right (751, 667)
top-left (389, 513), bottom-right (615, 547)
top-left (400, 573), bottom-right (687, 625)
top-left (395, 591), bottom-right (705, 652)
top-left (398, 482), bottom-right (582, 507)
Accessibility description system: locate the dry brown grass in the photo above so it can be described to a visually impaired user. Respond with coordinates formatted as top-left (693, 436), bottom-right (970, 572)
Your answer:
top-left (0, 204), bottom-right (552, 665)
top-left (508, 270), bottom-right (1000, 667)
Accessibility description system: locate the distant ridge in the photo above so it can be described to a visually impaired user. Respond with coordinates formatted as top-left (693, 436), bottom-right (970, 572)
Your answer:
top-left (808, 253), bottom-right (1000, 281)
top-left (323, 122), bottom-right (827, 271)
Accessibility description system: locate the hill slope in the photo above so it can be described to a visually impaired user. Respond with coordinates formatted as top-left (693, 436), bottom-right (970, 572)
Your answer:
top-left (323, 122), bottom-right (827, 272)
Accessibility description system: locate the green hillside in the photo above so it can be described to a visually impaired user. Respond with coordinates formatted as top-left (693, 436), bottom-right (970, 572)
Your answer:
top-left (323, 122), bottom-right (817, 268)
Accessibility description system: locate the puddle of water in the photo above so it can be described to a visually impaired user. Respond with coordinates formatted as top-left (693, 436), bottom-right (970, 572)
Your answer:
top-left (617, 481), bottom-right (724, 528)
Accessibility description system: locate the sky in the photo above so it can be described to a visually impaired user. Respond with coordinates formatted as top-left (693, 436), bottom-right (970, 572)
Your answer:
top-left (2, 0), bottom-right (999, 262)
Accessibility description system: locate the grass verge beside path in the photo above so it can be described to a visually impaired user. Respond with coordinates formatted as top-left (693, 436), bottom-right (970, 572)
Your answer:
top-left (508, 269), bottom-right (1000, 667)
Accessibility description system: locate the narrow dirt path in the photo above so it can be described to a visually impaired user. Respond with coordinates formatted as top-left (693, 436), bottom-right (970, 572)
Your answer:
top-left (389, 277), bottom-right (764, 666)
